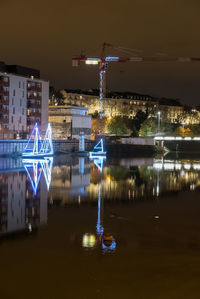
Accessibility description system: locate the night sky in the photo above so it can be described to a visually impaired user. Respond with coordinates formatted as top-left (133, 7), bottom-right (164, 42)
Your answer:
top-left (1, 0), bottom-right (200, 106)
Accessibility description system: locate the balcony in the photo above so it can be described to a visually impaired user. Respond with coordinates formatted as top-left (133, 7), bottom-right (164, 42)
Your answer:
top-left (0, 90), bottom-right (9, 96)
top-left (27, 94), bottom-right (41, 101)
top-left (27, 102), bottom-right (41, 109)
top-left (0, 108), bottom-right (9, 115)
top-left (0, 77), bottom-right (9, 87)
top-left (29, 112), bottom-right (41, 117)
top-left (0, 118), bottom-right (9, 123)
top-left (0, 99), bottom-right (9, 105)
top-left (27, 82), bottom-right (42, 92)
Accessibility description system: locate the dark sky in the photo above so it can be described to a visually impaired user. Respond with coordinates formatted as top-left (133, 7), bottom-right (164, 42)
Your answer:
top-left (1, 0), bottom-right (200, 106)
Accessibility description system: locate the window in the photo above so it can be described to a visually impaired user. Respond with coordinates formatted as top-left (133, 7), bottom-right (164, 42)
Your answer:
top-left (22, 108), bottom-right (24, 115)
top-left (13, 89), bottom-right (15, 96)
top-left (19, 116), bottom-right (21, 124)
top-left (11, 116), bottom-right (13, 123)
top-left (20, 99), bottom-right (22, 107)
top-left (19, 81), bottom-right (21, 88)
top-left (13, 107), bottom-right (15, 114)
top-left (12, 98), bottom-right (14, 105)
top-left (22, 91), bottom-right (24, 98)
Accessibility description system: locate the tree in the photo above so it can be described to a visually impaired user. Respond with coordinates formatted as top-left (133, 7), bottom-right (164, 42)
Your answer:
top-left (49, 87), bottom-right (65, 106)
top-left (139, 119), bottom-right (156, 136)
top-left (106, 117), bottom-right (129, 136)
top-left (133, 110), bottom-right (148, 131)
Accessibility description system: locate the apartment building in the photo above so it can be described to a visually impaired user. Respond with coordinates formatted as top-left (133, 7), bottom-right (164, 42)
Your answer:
top-left (0, 61), bottom-right (49, 138)
top-left (61, 89), bottom-right (184, 124)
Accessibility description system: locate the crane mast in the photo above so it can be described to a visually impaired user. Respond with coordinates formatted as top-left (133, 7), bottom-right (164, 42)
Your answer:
top-left (72, 43), bottom-right (200, 118)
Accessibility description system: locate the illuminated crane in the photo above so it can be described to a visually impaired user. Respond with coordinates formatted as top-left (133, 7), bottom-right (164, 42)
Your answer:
top-left (72, 43), bottom-right (200, 118)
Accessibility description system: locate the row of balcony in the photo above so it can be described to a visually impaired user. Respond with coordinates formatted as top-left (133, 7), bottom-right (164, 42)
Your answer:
top-left (27, 82), bottom-right (42, 92)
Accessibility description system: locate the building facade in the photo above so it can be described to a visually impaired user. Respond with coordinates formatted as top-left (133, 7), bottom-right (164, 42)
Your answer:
top-left (0, 62), bottom-right (49, 138)
top-left (61, 90), bottom-right (184, 124)
top-left (49, 105), bottom-right (91, 140)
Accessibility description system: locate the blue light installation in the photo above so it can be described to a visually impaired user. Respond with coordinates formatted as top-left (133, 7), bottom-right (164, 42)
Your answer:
top-left (23, 123), bottom-right (54, 157)
top-left (105, 56), bottom-right (120, 62)
top-left (89, 139), bottom-right (106, 158)
top-left (92, 156), bottom-right (106, 173)
top-left (23, 123), bottom-right (43, 157)
top-left (96, 184), bottom-right (104, 235)
top-left (22, 157), bottom-right (53, 195)
top-left (39, 123), bottom-right (54, 155)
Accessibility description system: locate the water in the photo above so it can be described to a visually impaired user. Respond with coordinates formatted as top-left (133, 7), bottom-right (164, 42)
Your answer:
top-left (1, 154), bottom-right (200, 298)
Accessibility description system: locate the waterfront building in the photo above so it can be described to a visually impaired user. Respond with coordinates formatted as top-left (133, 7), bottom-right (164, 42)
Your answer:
top-left (61, 89), bottom-right (184, 124)
top-left (49, 105), bottom-right (91, 140)
top-left (0, 61), bottom-right (49, 138)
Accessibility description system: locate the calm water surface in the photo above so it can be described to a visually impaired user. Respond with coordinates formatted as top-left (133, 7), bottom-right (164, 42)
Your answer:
top-left (1, 154), bottom-right (200, 298)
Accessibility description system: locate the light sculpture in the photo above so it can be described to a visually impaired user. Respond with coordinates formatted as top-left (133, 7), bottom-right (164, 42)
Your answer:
top-left (89, 139), bottom-right (106, 158)
top-left (23, 123), bottom-right (54, 157)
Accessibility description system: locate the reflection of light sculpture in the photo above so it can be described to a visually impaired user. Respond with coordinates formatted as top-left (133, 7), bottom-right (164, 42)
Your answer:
top-left (23, 123), bottom-right (54, 157)
top-left (22, 157), bottom-right (53, 195)
top-left (89, 139), bottom-right (106, 158)
top-left (91, 156), bottom-right (106, 173)
top-left (96, 184), bottom-right (104, 235)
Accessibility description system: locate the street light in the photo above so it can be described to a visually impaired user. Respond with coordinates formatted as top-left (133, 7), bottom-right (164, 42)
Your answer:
top-left (157, 111), bottom-right (161, 133)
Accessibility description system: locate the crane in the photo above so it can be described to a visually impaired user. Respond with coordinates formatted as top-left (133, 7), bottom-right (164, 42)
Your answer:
top-left (72, 43), bottom-right (200, 118)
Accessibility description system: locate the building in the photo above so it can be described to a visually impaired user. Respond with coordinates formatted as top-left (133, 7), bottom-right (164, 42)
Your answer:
top-left (0, 61), bottom-right (49, 138)
top-left (61, 89), bottom-right (184, 124)
top-left (49, 105), bottom-right (91, 140)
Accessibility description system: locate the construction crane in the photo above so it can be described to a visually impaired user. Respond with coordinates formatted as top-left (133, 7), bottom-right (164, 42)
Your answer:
top-left (72, 43), bottom-right (200, 118)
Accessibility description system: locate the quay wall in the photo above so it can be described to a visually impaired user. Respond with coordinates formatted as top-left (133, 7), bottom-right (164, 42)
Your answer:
top-left (0, 139), bottom-right (94, 156)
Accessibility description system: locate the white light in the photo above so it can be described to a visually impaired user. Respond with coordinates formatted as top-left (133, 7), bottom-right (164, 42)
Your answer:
top-left (153, 163), bottom-right (163, 169)
top-left (164, 137), bottom-right (175, 140)
top-left (193, 137), bottom-right (200, 140)
top-left (154, 136), bottom-right (163, 140)
top-left (193, 164), bottom-right (200, 170)
top-left (184, 164), bottom-right (191, 170)
top-left (184, 137), bottom-right (192, 140)
top-left (85, 59), bottom-right (100, 65)
top-left (175, 137), bottom-right (182, 140)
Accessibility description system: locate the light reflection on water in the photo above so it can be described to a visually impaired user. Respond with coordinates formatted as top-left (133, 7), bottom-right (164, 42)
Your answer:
top-left (0, 155), bottom-right (200, 245)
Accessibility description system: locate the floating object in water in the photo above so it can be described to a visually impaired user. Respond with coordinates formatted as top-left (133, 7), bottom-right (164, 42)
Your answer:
top-left (89, 139), bottom-right (106, 158)
top-left (22, 123), bottom-right (53, 157)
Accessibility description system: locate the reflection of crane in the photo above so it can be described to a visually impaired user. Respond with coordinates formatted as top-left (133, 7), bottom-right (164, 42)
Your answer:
top-left (72, 42), bottom-right (200, 118)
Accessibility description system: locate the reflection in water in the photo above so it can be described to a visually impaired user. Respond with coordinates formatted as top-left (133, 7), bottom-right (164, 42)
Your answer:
top-left (82, 156), bottom-right (116, 253)
top-left (23, 157), bottom-right (53, 195)
top-left (1, 155), bottom-right (200, 242)
top-left (0, 170), bottom-right (48, 236)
